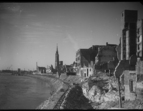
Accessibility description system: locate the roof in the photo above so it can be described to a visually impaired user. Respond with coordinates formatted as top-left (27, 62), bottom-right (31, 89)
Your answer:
top-left (80, 49), bottom-right (90, 61)
top-left (38, 67), bottom-right (46, 69)
top-left (106, 42), bottom-right (117, 47)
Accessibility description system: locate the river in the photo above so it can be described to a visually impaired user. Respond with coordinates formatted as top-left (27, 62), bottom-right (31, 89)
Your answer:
top-left (0, 73), bottom-right (53, 109)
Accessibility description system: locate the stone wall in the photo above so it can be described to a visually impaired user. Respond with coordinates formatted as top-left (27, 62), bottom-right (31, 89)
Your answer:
top-left (124, 70), bottom-right (137, 101)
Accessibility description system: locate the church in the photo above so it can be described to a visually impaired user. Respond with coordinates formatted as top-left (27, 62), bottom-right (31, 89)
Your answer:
top-left (55, 44), bottom-right (59, 72)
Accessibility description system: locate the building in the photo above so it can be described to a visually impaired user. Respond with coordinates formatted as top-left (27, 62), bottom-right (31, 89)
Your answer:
top-left (81, 65), bottom-right (93, 81)
top-left (55, 44), bottom-right (59, 72)
top-left (95, 43), bottom-right (118, 73)
top-left (59, 61), bottom-right (63, 66)
top-left (95, 44), bottom-right (117, 64)
top-left (135, 19), bottom-right (143, 100)
top-left (136, 57), bottom-right (143, 100)
top-left (76, 45), bottom-right (104, 76)
top-left (136, 19), bottom-right (143, 58)
top-left (116, 38), bottom-right (121, 61)
top-left (121, 55), bottom-right (137, 101)
top-left (36, 62), bottom-right (46, 74)
top-left (121, 10), bottom-right (138, 60)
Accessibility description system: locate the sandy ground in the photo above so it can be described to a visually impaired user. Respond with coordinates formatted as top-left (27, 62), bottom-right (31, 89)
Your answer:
top-left (0, 73), bottom-right (54, 109)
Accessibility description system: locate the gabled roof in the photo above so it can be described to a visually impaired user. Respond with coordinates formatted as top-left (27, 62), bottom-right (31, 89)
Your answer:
top-left (80, 49), bottom-right (90, 61)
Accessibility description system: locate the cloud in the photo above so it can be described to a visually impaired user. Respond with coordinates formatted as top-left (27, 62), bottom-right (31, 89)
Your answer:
top-left (0, 3), bottom-right (22, 17)
top-left (0, 3), bottom-right (22, 13)
top-left (62, 38), bottom-right (69, 43)
top-left (66, 33), bottom-right (79, 51)
top-left (0, 3), bottom-right (23, 26)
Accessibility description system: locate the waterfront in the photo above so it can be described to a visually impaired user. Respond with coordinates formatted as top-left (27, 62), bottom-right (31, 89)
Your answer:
top-left (0, 73), bottom-right (52, 109)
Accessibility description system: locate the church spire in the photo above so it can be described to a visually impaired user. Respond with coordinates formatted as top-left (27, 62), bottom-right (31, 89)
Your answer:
top-left (55, 43), bottom-right (59, 70)
top-left (56, 43), bottom-right (59, 54)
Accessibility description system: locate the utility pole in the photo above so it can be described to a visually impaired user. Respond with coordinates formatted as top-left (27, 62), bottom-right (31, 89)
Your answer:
top-left (118, 77), bottom-right (122, 108)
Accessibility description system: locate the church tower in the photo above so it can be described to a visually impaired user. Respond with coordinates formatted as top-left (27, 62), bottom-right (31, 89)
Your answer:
top-left (55, 44), bottom-right (59, 71)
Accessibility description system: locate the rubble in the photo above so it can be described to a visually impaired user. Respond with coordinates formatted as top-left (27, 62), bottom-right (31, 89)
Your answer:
top-left (81, 71), bottom-right (120, 109)
top-left (60, 85), bottom-right (93, 109)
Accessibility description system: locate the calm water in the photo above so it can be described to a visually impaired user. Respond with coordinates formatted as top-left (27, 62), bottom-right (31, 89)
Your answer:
top-left (0, 73), bottom-right (53, 109)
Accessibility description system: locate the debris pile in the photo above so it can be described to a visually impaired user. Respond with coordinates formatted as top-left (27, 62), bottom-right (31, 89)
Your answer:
top-left (60, 85), bottom-right (93, 109)
top-left (82, 72), bottom-right (120, 109)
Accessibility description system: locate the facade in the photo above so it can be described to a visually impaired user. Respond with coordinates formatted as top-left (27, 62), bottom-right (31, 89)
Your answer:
top-left (136, 19), bottom-right (143, 58)
top-left (76, 45), bottom-right (103, 76)
top-left (119, 55), bottom-right (137, 101)
top-left (116, 38), bottom-right (121, 61)
top-left (36, 62), bottom-right (46, 74)
top-left (95, 44), bottom-right (117, 70)
top-left (55, 45), bottom-right (59, 71)
top-left (59, 61), bottom-right (63, 66)
top-left (107, 58), bottom-right (118, 75)
top-left (82, 66), bottom-right (93, 80)
top-left (115, 10), bottom-right (143, 102)
top-left (37, 67), bottom-right (46, 73)
top-left (136, 57), bottom-right (143, 100)
top-left (121, 10), bottom-right (137, 60)
top-left (76, 49), bottom-right (90, 71)
top-left (121, 57), bottom-right (143, 101)
top-left (123, 70), bottom-right (137, 101)
top-left (59, 61), bottom-right (63, 72)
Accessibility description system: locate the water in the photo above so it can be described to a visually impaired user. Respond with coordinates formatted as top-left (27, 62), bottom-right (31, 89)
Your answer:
top-left (0, 73), bottom-right (52, 109)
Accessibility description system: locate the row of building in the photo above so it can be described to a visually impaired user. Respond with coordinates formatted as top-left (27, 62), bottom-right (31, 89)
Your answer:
top-left (75, 42), bottom-right (118, 80)
top-left (35, 44), bottom-right (74, 75)
top-left (74, 9), bottom-right (143, 101)
top-left (114, 10), bottom-right (143, 101)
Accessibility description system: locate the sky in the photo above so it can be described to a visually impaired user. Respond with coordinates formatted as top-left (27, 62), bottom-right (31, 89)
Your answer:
top-left (0, 2), bottom-right (143, 70)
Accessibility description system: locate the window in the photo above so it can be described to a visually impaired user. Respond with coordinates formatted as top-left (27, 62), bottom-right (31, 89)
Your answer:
top-left (123, 47), bottom-right (126, 51)
top-left (123, 39), bottom-right (126, 44)
top-left (129, 80), bottom-right (134, 92)
top-left (139, 44), bottom-right (142, 50)
top-left (137, 52), bottom-right (139, 57)
top-left (138, 45), bottom-right (140, 50)
top-left (137, 28), bottom-right (140, 34)
top-left (87, 69), bottom-right (88, 77)
top-left (123, 54), bottom-right (126, 59)
top-left (139, 51), bottom-right (142, 57)
top-left (138, 36), bottom-right (140, 42)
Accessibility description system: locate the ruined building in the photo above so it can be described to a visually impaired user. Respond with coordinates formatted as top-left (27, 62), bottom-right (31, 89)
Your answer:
top-left (136, 19), bottom-right (143, 58)
top-left (115, 10), bottom-right (143, 101)
top-left (76, 45), bottom-right (104, 77)
top-left (36, 62), bottom-right (46, 74)
top-left (136, 19), bottom-right (143, 101)
top-left (121, 10), bottom-right (138, 60)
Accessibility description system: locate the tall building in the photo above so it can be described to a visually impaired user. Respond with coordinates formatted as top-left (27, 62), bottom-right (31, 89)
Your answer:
top-left (55, 44), bottom-right (59, 71)
top-left (136, 19), bottom-right (143, 58)
top-left (121, 10), bottom-right (138, 60)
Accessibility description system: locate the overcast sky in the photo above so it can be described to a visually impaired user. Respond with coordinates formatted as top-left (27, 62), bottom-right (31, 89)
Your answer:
top-left (0, 2), bottom-right (143, 70)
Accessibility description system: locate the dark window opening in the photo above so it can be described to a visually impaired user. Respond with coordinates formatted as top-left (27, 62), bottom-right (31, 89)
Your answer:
top-left (129, 80), bottom-right (134, 92)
